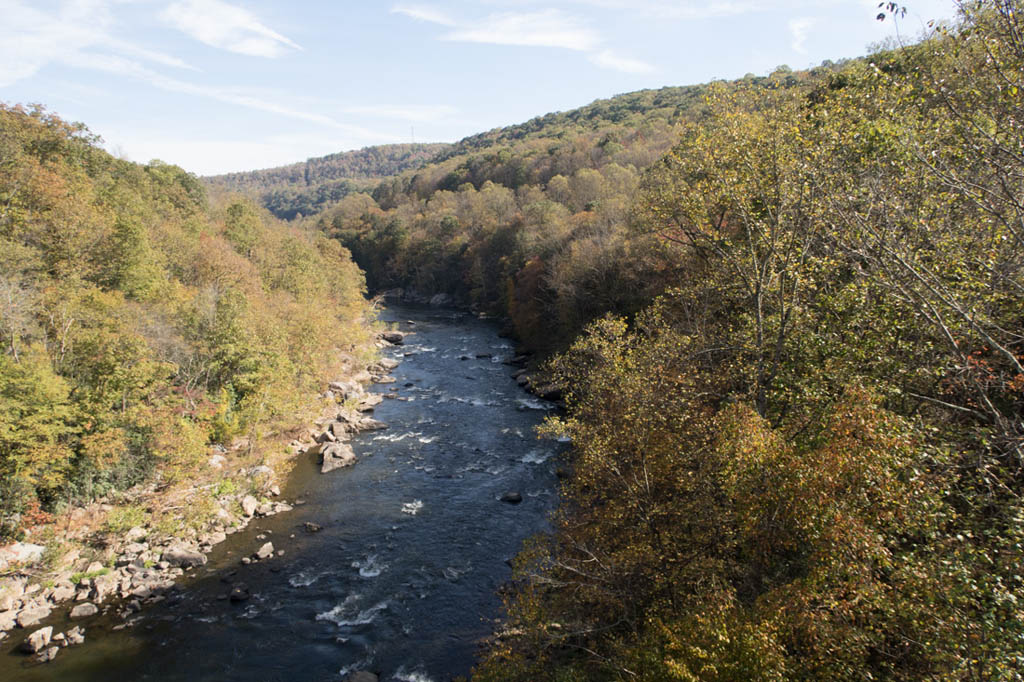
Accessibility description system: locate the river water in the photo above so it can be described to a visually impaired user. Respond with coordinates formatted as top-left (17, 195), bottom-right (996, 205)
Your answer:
top-left (2, 305), bottom-right (562, 682)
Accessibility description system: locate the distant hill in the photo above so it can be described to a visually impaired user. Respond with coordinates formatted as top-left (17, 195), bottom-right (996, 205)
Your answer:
top-left (205, 142), bottom-right (452, 220)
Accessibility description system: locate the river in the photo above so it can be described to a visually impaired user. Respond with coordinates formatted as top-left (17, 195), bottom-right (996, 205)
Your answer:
top-left (2, 304), bottom-right (563, 682)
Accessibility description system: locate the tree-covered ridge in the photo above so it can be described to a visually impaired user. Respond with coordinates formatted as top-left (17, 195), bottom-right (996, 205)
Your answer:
top-left (472, 1), bottom-right (1024, 678)
top-left (0, 104), bottom-right (369, 539)
top-left (307, 68), bottom-right (833, 352)
top-left (205, 143), bottom-right (452, 220)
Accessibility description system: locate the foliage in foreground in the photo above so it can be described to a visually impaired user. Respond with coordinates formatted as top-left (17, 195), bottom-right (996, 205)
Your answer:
top-left (476, 1), bottom-right (1024, 679)
top-left (0, 105), bottom-right (368, 538)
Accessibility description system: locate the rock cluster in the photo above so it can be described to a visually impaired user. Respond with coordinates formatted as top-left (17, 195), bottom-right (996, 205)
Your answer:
top-left (311, 350), bottom-right (401, 474)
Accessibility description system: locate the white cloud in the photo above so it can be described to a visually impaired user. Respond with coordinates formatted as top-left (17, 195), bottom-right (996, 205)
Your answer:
top-left (0, 0), bottom-right (375, 146)
top-left (0, 0), bottom-right (195, 87)
top-left (444, 10), bottom-right (599, 51)
top-left (70, 51), bottom-right (378, 136)
top-left (391, 4), bottom-right (458, 26)
top-left (588, 49), bottom-right (655, 74)
top-left (391, 3), bottom-right (650, 72)
top-left (160, 0), bottom-right (302, 58)
top-left (789, 16), bottom-right (815, 53)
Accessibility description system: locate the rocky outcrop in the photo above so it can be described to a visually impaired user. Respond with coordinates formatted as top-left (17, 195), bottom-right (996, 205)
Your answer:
top-left (0, 543), bottom-right (45, 571)
top-left (0, 340), bottom-right (393, 653)
top-left (241, 495), bottom-right (259, 518)
top-left (162, 546), bottom-right (208, 568)
top-left (320, 442), bottom-right (356, 473)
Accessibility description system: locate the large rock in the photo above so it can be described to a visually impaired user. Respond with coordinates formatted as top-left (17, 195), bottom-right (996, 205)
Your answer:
top-left (320, 442), bottom-right (356, 473)
top-left (70, 603), bottom-right (98, 619)
top-left (347, 672), bottom-right (379, 682)
top-left (0, 542), bottom-right (45, 570)
top-left (16, 604), bottom-right (51, 628)
top-left (229, 585), bottom-right (250, 602)
top-left (66, 626), bottom-right (85, 645)
top-left (378, 357), bottom-right (400, 371)
top-left (329, 420), bottom-right (352, 440)
top-left (49, 582), bottom-right (76, 603)
top-left (162, 546), bottom-right (207, 568)
top-left (357, 394), bottom-right (383, 412)
top-left (380, 331), bottom-right (405, 345)
top-left (255, 542), bottom-right (275, 560)
top-left (36, 646), bottom-right (58, 663)
top-left (96, 571), bottom-right (122, 600)
top-left (241, 495), bottom-right (259, 517)
top-left (125, 526), bottom-right (147, 542)
top-left (329, 380), bottom-right (363, 401)
top-left (0, 610), bottom-right (17, 631)
top-left (20, 626), bottom-right (52, 653)
top-left (500, 492), bottom-right (524, 505)
top-left (357, 418), bottom-right (388, 432)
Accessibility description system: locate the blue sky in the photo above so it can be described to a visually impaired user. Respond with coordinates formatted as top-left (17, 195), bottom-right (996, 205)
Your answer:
top-left (1, 0), bottom-right (955, 176)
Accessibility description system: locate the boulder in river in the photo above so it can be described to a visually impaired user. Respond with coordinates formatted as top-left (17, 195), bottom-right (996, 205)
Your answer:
top-left (380, 331), bottom-right (405, 345)
top-left (303, 522), bottom-right (322, 533)
top-left (229, 585), bottom-right (250, 602)
top-left (16, 604), bottom-right (51, 628)
top-left (500, 492), bottom-right (524, 505)
top-left (70, 603), bottom-right (98, 619)
top-left (357, 418), bottom-right (388, 432)
top-left (347, 672), bottom-right (379, 682)
top-left (320, 442), bottom-right (356, 473)
top-left (21, 626), bottom-right (52, 653)
top-left (255, 542), bottom-right (275, 560)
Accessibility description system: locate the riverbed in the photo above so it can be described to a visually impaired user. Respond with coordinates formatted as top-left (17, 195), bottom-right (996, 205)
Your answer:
top-left (1, 305), bottom-right (562, 681)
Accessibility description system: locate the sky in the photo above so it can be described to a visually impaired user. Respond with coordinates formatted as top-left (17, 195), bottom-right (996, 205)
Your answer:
top-left (0, 0), bottom-right (956, 176)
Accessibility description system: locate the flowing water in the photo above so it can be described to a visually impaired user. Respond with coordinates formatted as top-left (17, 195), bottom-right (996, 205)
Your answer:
top-left (2, 305), bottom-right (563, 682)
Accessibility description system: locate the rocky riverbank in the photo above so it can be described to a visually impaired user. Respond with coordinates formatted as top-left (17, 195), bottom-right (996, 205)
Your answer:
top-left (0, 332), bottom-right (409, 667)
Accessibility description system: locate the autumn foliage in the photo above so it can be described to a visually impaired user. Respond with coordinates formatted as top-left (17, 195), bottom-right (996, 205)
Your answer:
top-left (474, 2), bottom-right (1024, 679)
top-left (0, 104), bottom-right (368, 538)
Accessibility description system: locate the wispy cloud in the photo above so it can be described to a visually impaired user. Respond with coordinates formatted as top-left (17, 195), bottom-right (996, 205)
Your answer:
top-left (160, 0), bottom-right (302, 58)
top-left (506, 0), bottom-right (845, 21)
top-left (444, 10), bottom-right (600, 51)
top-left (0, 0), bottom-right (194, 87)
top-left (72, 51), bottom-right (377, 136)
top-left (0, 0), bottom-right (382, 140)
top-left (588, 49), bottom-right (654, 74)
top-left (392, 3), bottom-right (459, 26)
top-left (391, 3), bottom-right (652, 73)
top-left (788, 16), bottom-right (815, 53)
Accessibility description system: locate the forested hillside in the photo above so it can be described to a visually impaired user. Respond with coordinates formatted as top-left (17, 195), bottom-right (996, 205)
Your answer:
top-left (0, 105), bottom-right (369, 540)
top-left (205, 143), bottom-right (451, 220)
top-left (245, 0), bottom-right (1022, 677)
top-left (468, 2), bottom-right (1024, 679)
